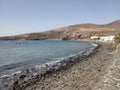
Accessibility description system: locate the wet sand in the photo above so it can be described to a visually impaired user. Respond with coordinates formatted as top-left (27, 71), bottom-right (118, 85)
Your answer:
top-left (24, 42), bottom-right (118, 90)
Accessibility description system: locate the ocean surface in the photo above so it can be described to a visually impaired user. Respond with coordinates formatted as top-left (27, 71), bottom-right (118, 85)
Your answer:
top-left (0, 40), bottom-right (94, 75)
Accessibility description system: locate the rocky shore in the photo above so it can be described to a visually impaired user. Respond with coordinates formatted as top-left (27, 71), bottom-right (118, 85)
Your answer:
top-left (0, 41), bottom-right (119, 90)
top-left (93, 44), bottom-right (120, 90)
top-left (23, 42), bottom-right (119, 90)
top-left (0, 20), bottom-right (120, 90)
top-left (0, 42), bottom-right (98, 90)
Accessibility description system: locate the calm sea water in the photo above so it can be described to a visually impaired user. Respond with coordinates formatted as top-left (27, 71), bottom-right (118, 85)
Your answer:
top-left (0, 40), bottom-right (93, 74)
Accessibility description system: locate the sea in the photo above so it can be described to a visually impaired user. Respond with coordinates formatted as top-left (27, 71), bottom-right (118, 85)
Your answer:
top-left (0, 40), bottom-right (94, 75)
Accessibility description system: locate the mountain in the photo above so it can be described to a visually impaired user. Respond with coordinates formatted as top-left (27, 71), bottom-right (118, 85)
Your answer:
top-left (0, 20), bottom-right (120, 40)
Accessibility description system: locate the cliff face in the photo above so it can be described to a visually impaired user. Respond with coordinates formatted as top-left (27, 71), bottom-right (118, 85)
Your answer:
top-left (1, 20), bottom-right (120, 40)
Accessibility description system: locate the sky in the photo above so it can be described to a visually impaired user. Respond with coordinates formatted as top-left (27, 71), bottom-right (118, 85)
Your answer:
top-left (0, 0), bottom-right (120, 36)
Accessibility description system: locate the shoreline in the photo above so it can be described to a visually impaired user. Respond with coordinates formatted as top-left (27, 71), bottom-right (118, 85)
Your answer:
top-left (0, 41), bottom-right (98, 90)
top-left (24, 41), bottom-right (118, 90)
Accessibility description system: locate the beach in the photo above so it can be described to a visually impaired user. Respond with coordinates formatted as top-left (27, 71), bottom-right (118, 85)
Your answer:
top-left (1, 41), bottom-right (120, 90)
top-left (0, 40), bottom-right (97, 90)
top-left (23, 41), bottom-right (119, 90)
top-left (0, 1), bottom-right (120, 89)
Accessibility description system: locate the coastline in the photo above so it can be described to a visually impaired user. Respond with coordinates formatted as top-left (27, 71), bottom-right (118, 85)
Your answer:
top-left (24, 41), bottom-right (118, 90)
top-left (0, 41), bottom-right (98, 90)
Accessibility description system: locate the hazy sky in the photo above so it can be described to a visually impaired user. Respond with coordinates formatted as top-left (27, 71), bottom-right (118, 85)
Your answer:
top-left (0, 0), bottom-right (120, 36)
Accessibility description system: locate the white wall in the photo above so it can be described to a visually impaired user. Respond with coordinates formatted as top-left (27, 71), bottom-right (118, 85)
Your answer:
top-left (100, 36), bottom-right (115, 41)
top-left (90, 36), bottom-right (99, 40)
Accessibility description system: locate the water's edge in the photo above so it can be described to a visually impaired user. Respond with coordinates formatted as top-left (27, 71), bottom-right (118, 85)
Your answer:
top-left (0, 42), bottom-right (98, 90)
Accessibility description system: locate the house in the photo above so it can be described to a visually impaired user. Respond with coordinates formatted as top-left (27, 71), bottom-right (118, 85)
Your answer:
top-left (90, 36), bottom-right (100, 40)
top-left (99, 36), bottom-right (115, 42)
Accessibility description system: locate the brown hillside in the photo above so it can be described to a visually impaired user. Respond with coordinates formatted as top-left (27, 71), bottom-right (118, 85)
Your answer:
top-left (0, 20), bottom-right (120, 40)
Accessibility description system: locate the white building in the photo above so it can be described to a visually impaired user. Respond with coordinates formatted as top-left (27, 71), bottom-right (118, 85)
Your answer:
top-left (90, 36), bottom-right (99, 40)
top-left (99, 36), bottom-right (115, 42)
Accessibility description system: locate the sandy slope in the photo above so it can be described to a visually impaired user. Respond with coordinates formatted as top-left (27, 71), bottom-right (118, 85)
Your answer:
top-left (24, 42), bottom-right (118, 90)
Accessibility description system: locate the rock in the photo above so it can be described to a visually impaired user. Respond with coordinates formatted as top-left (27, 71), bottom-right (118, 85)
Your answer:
top-left (19, 75), bottom-right (26, 79)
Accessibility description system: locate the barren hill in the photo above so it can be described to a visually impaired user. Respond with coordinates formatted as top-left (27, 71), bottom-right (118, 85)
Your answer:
top-left (1, 20), bottom-right (120, 40)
